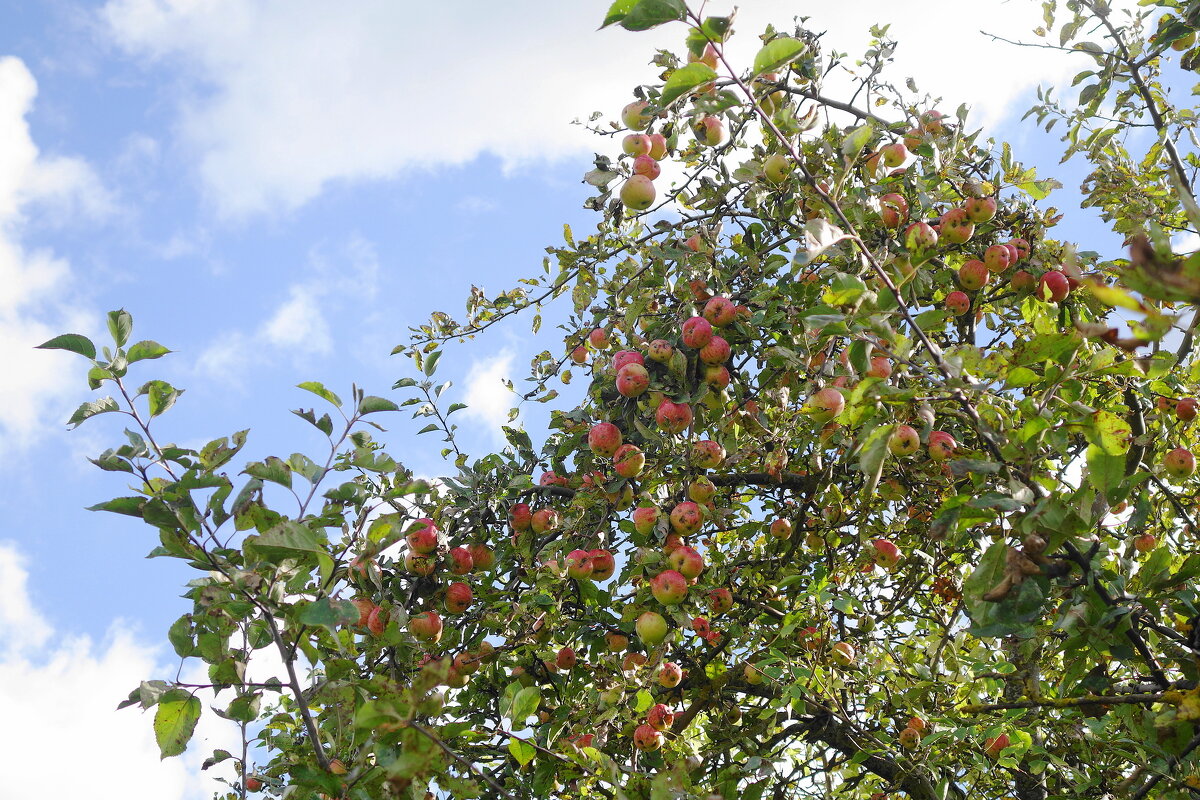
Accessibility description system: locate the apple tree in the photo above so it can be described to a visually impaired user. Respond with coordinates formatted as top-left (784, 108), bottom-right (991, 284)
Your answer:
top-left (42, 1), bottom-right (1200, 798)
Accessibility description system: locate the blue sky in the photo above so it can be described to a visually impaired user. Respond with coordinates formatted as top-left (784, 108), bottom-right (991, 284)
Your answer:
top-left (0, 1), bottom-right (1136, 797)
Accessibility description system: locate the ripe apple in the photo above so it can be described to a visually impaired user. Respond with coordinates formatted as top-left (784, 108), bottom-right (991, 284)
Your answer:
top-left (881, 142), bottom-right (908, 168)
top-left (983, 244), bottom-right (1013, 273)
top-left (531, 508), bottom-right (561, 534)
top-left (919, 110), bottom-right (947, 134)
top-left (1133, 533), bottom-right (1157, 554)
top-left (647, 339), bottom-right (674, 363)
top-left (939, 208), bottom-right (974, 244)
top-left (984, 733), bottom-right (1010, 759)
top-left (688, 476), bottom-right (717, 503)
top-left (409, 611), bottom-right (443, 643)
top-left (633, 155), bottom-right (661, 180)
top-left (621, 175), bottom-right (656, 210)
top-left (1037, 270), bottom-right (1071, 302)
top-left (658, 661), bottom-right (683, 688)
top-left (1177, 397), bottom-right (1198, 421)
top-left (869, 539), bottom-right (901, 569)
top-left (367, 604), bottom-right (389, 636)
top-left (763, 153), bottom-right (792, 184)
top-left (928, 430), bottom-right (958, 461)
top-left (447, 546), bottom-right (474, 575)
top-left (540, 471), bottom-right (568, 487)
top-left (681, 316), bottom-right (714, 349)
top-left (958, 259), bottom-right (989, 291)
top-left (612, 349), bottom-right (645, 372)
top-left (510, 503), bottom-right (533, 533)
top-left (879, 193), bottom-right (908, 229)
top-left (648, 133), bottom-right (668, 160)
top-left (691, 616), bottom-right (710, 635)
top-left (830, 641), bottom-right (856, 667)
top-left (406, 518), bottom-right (439, 554)
top-left (1164, 446), bottom-right (1196, 481)
top-left (743, 662), bottom-right (764, 685)
top-left (589, 328), bottom-right (610, 349)
top-left (647, 702), bottom-right (676, 732)
top-left (244, 777), bottom-right (263, 792)
top-left (404, 551), bottom-right (436, 577)
top-left (590, 549), bottom-right (616, 581)
top-left (904, 221), bottom-right (938, 253)
top-left (945, 290), bottom-right (970, 316)
top-left (668, 545), bottom-right (705, 578)
top-left (622, 133), bottom-right (652, 156)
top-left (703, 296), bottom-right (737, 327)
top-left (616, 363), bottom-right (651, 397)
top-left (964, 196), bottom-right (997, 223)
top-left (622, 100), bottom-right (652, 130)
top-left (636, 610), bottom-right (669, 646)
top-left (707, 587), bottom-right (733, 615)
top-left (699, 335), bottom-right (731, 364)
top-left (898, 726), bottom-right (921, 750)
top-left (806, 387), bottom-right (845, 423)
top-left (606, 632), bottom-right (629, 653)
top-left (566, 549), bottom-right (595, 580)
top-left (704, 364), bottom-right (731, 389)
top-left (453, 650), bottom-right (480, 676)
top-left (634, 723), bottom-right (664, 751)
top-left (588, 422), bottom-right (623, 457)
top-left (556, 646), bottom-right (577, 670)
top-left (445, 582), bottom-right (473, 613)
top-left (350, 598), bottom-right (375, 629)
top-left (694, 115), bottom-right (726, 146)
top-left (651, 569), bottom-right (689, 604)
top-left (468, 543), bottom-right (495, 571)
top-left (633, 506), bottom-right (661, 535)
top-left (866, 356), bottom-right (892, 380)
top-left (656, 400), bottom-right (693, 434)
top-left (1010, 269), bottom-right (1036, 294)
top-left (1007, 238), bottom-right (1030, 260)
top-left (670, 501), bottom-right (703, 535)
top-left (889, 424), bottom-right (920, 456)
top-left (692, 439), bottom-right (726, 469)
top-left (769, 518), bottom-right (793, 540)
top-left (613, 444), bottom-right (645, 478)
top-left (570, 345), bottom-right (588, 364)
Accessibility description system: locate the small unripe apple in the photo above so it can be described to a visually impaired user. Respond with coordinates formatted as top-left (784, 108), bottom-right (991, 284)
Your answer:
top-left (1164, 446), bottom-right (1196, 481)
top-left (447, 546), bottom-right (474, 575)
top-left (566, 549), bottom-right (595, 580)
top-left (445, 582), bottom-right (473, 614)
top-left (668, 545), bottom-right (705, 579)
top-left (409, 611), bottom-right (443, 643)
top-left (958, 259), bottom-right (989, 291)
top-left (634, 723), bottom-right (664, 751)
top-left (588, 422), bottom-right (623, 457)
top-left (621, 175), bottom-right (656, 210)
top-left (964, 196), bottom-right (997, 223)
top-left (1038, 270), bottom-right (1071, 302)
top-left (616, 363), bottom-right (651, 397)
top-left (622, 100), bottom-right (652, 130)
top-left (945, 290), bottom-right (970, 316)
top-left (707, 587), bottom-right (733, 615)
top-left (869, 539), bottom-right (901, 569)
top-left (531, 507), bottom-right (560, 534)
top-left (636, 610), bottom-right (669, 646)
top-left (889, 424), bottom-right (920, 456)
top-left (806, 387), bottom-right (845, 423)
top-left (763, 153), bottom-right (791, 184)
top-left (633, 506), bottom-right (661, 535)
top-left (928, 430), bottom-right (958, 461)
top-left (658, 661), bottom-right (683, 688)
top-left (743, 662), bottom-right (764, 685)
top-left (830, 641), bottom-right (856, 667)
top-left (879, 193), bottom-right (908, 229)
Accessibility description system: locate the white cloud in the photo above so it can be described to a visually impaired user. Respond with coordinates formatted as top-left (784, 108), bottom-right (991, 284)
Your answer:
top-left (262, 285), bottom-right (332, 355)
top-left (0, 542), bottom-right (241, 800)
top-left (461, 348), bottom-right (518, 439)
top-left (98, 1), bottom-right (1093, 218)
top-left (0, 56), bottom-right (110, 451)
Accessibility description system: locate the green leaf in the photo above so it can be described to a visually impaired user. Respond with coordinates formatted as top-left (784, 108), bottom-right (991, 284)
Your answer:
top-left (857, 425), bottom-right (892, 496)
top-left (67, 397), bottom-right (120, 428)
top-left (141, 380), bottom-right (182, 418)
top-left (661, 62), bottom-right (717, 105)
top-left (619, 0), bottom-right (686, 30)
top-left (246, 521), bottom-right (323, 561)
top-left (510, 686), bottom-right (541, 723)
top-left (508, 736), bottom-right (537, 766)
top-left (753, 37), bottom-right (808, 76)
top-left (358, 395), bottom-right (399, 415)
top-left (298, 598), bottom-right (361, 632)
top-left (126, 340), bottom-right (171, 363)
top-left (600, 0), bottom-right (638, 27)
top-left (424, 350), bottom-right (442, 376)
top-left (154, 689), bottom-right (201, 758)
top-left (1086, 443), bottom-right (1126, 501)
top-left (1085, 410), bottom-right (1132, 455)
top-left (87, 496), bottom-right (146, 516)
top-left (963, 542), bottom-right (1007, 621)
top-left (297, 381), bottom-right (343, 408)
top-left (36, 333), bottom-right (96, 360)
top-left (107, 309), bottom-right (133, 348)
top-left (244, 457), bottom-right (293, 488)
top-left (840, 123), bottom-right (875, 157)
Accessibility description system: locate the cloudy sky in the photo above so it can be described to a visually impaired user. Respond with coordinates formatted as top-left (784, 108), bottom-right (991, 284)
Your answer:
top-left (0, 1), bottom-right (1131, 797)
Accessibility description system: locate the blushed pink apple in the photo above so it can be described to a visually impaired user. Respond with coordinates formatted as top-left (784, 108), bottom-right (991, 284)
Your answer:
top-left (633, 155), bottom-right (661, 180)
top-left (588, 328), bottom-right (610, 349)
top-left (940, 208), bottom-right (975, 244)
top-left (1011, 270), bottom-right (1036, 294)
top-left (409, 611), bottom-right (443, 643)
top-left (622, 100), bottom-right (651, 130)
top-left (648, 133), bottom-right (668, 160)
top-left (984, 244), bottom-right (1014, 273)
top-left (703, 296), bottom-right (737, 327)
top-left (656, 400), bottom-right (693, 434)
top-left (468, 543), bottom-right (495, 571)
top-left (447, 546), bottom-right (474, 575)
top-left (1165, 447), bottom-right (1196, 481)
top-left (769, 518), bottom-right (793, 540)
top-left (806, 387), bottom-right (845, 422)
top-left (404, 550), bottom-right (436, 576)
top-left (658, 662), bottom-right (683, 687)
top-left (588, 422), bottom-right (623, 457)
top-left (633, 506), bottom-right (661, 535)
top-left (905, 221), bottom-right (938, 253)
top-left (928, 430), bottom-right (958, 461)
top-left (621, 175), bottom-right (656, 210)
top-left (681, 316), bottom-right (714, 349)
top-left (707, 587), bottom-right (733, 615)
top-left (510, 503), bottom-right (533, 532)
top-left (964, 196), bottom-right (997, 223)
top-left (647, 339), bottom-right (674, 363)
top-left (590, 549), bottom-right (616, 581)
top-left (622, 133), bottom-right (651, 156)
top-left (692, 439), bottom-right (726, 469)
top-left (651, 569), bottom-right (689, 604)
top-left (1038, 270), bottom-right (1070, 302)
top-left (670, 501), bottom-right (703, 535)
top-left (704, 364), bottom-right (730, 389)
top-left (613, 443), bottom-right (645, 478)
top-left (445, 582), bottom-right (473, 613)
top-left (889, 424), bottom-right (920, 456)
top-left (612, 349), bottom-right (645, 372)
top-left (700, 335), bottom-right (731, 364)
top-left (566, 549), bottom-right (595, 580)
top-left (668, 545), bottom-right (704, 579)
top-left (869, 539), bottom-right (901, 569)
top-left (688, 476), bottom-right (717, 503)
top-left (634, 723), bottom-right (664, 750)
top-left (880, 194), bottom-right (908, 229)
top-left (616, 363), bottom-right (651, 397)
top-left (531, 508), bottom-right (560, 534)
top-left (406, 518), bottom-right (439, 554)
top-left (945, 290), bottom-right (970, 316)
top-left (958, 260), bottom-right (990, 291)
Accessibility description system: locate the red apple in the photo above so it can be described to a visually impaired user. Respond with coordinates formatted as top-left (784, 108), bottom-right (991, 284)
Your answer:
top-left (1011, 269), bottom-right (1035, 294)
top-left (670, 501), bottom-right (703, 535)
top-left (404, 551), bottom-right (437, 576)
top-left (869, 539), bottom-right (901, 569)
top-left (692, 439), bottom-right (726, 469)
top-left (406, 518), bottom-right (439, 554)
top-left (616, 363), bottom-right (651, 397)
top-left (958, 259), bottom-right (990, 291)
top-left (510, 503), bottom-right (533, 532)
top-left (445, 582), bottom-right (473, 614)
top-left (634, 723), bottom-right (664, 751)
top-left (633, 155), bottom-right (660, 180)
top-left (651, 569), bottom-right (689, 604)
top-left (769, 518), bottom-right (793, 540)
top-left (984, 244), bottom-right (1014, 273)
top-left (588, 328), bottom-right (610, 349)
top-left (633, 506), bottom-right (661, 535)
top-left (681, 316), bottom-right (714, 349)
top-left (590, 549), bottom-right (616, 581)
top-left (703, 297), bottom-right (737, 327)
top-left (964, 196), bottom-right (997, 223)
top-left (1177, 397), bottom-right (1198, 421)
top-left (928, 431), bottom-right (958, 461)
top-left (699, 335), bottom-right (731, 364)
top-left (707, 587), bottom-right (733, 615)
top-left (613, 443), bottom-right (645, 478)
top-left (984, 733), bottom-right (1010, 759)
top-left (1037, 270), bottom-right (1070, 302)
top-left (612, 349), bottom-right (645, 372)
top-left (1164, 447), bottom-right (1196, 481)
top-left (565, 549), bottom-right (595, 580)
top-left (647, 703), bottom-right (675, 731)
top-left (880, 193), bottom-right (909, 229)
top-left (367, 604), bottom-right (389, 636)
top-left (588, 422), bottom-right (623, 457)
top-left (806, 387), bottom-right (845, 423)
top-left (945, 290), bottom-right (970, 316)
top-left (939, 208), bottom-right (974, 244)
top-left (668, 545), bottom-right (704, 579)
top-left (656, 400), bottom-right (693, 434)
top-left (468, 543), bottom-right (495, 571)
top-left (556, 646), bottom-right (577, 670)
top-left (658, 662), bottom-right (683, 688)
top-left (447, 546), bottom-right (474, 575)
top-left (409, 611), bottom-right (443, 643)
top-left (531, 508), bottom-right (561, 534)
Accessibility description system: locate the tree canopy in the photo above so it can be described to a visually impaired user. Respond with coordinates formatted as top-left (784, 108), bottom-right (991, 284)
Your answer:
top-left (40, 1), bottom-right (1200, 798)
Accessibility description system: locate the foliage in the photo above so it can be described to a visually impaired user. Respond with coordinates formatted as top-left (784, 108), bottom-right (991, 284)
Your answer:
top-left (41, 1), bottom-right (1200, 798)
